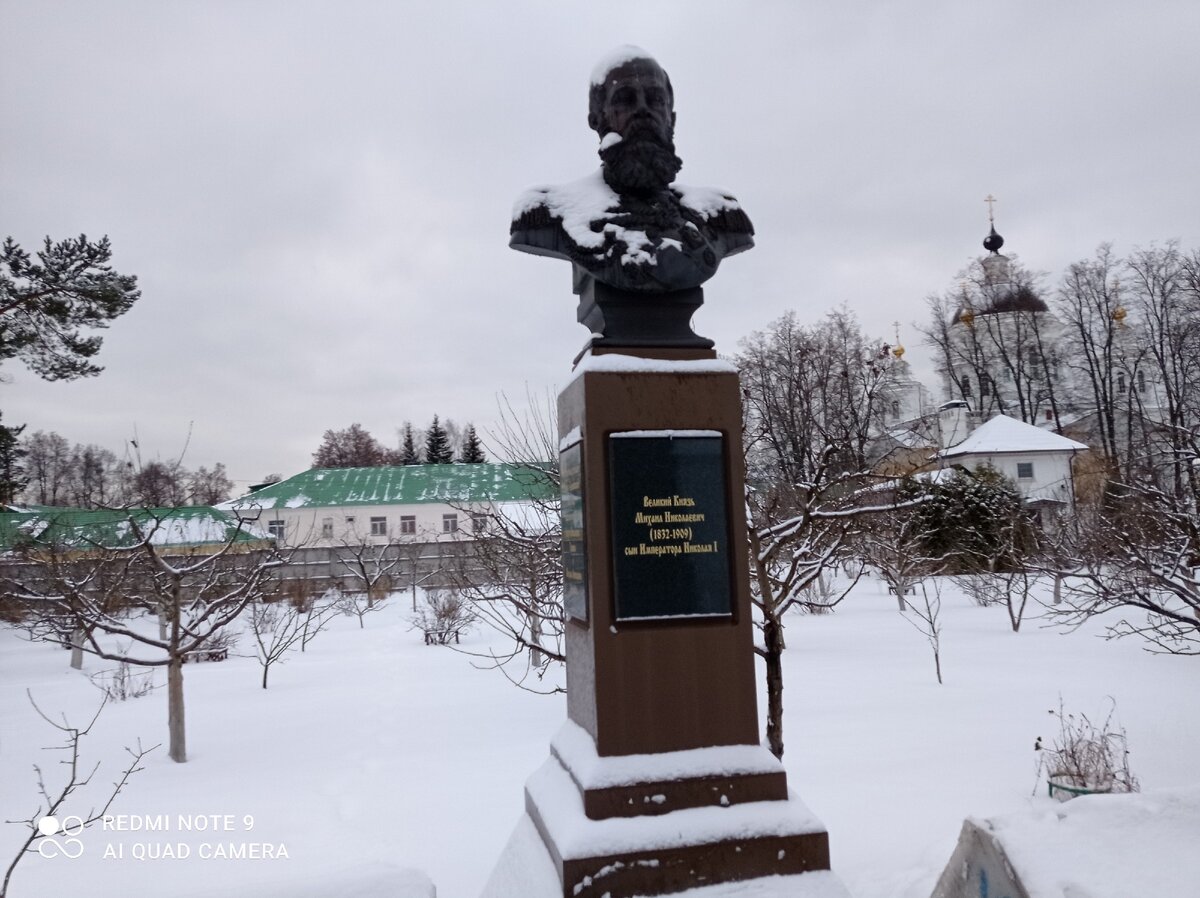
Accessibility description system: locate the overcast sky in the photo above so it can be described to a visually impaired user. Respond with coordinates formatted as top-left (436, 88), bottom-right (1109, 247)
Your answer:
top-left (3, 1), bottom-right (1198, 493)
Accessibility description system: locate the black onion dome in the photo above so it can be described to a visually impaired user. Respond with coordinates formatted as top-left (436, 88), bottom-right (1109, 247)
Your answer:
top-left (983, 225), bottom-right (1005, 253)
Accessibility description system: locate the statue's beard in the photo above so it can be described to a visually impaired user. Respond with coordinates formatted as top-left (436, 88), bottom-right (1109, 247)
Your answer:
top-left (600, 121), bottom-right (682, 196)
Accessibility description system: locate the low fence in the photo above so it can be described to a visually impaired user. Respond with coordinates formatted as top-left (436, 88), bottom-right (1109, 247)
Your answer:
top-left (0, 539), bottom-right (491, 614)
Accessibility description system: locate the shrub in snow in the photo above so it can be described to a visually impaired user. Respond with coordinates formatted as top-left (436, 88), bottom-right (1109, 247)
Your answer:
top-left (89, 657), bottom-right (156, 701)
top-left (411, 590), bottom-right (473, 645)
top-left (1035, 697), bottom-right (1138, 799)
top-left (913, 465), bottom-right (1037, 574)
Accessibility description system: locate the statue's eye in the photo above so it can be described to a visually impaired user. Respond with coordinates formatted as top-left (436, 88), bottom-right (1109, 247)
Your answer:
top-left (645, 88), bottom-right (666, 107)
top-left (611, 86), bottom-right (636, 106)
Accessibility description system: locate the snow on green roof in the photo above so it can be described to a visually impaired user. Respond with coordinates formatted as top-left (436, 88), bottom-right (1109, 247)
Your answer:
top-left (1, 506), bottom-right (271, 552)
top-left (221, 464), bottom-right (556, 512)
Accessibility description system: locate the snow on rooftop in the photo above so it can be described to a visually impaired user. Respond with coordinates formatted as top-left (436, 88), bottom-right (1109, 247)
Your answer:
top-left (938, 414), bottom-right (1088, 458)
top-left (221, 464), bottom-right (553, 511)
top-left (115, 514), bottom-right (252, 546)
top-left (589, 45), bottom-right (655, 85)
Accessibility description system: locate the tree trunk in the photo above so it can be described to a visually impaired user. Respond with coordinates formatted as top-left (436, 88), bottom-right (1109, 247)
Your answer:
top-left (167, 654), bottom-right (186, 762)
top-left (158, 609), bottom-right (168, 641)
top-left (70, 626), bottom-right (84, 670)
top-left (933, 648), bottom-right (943, 685)
top-left (1053, 574), bottom-right (1063, 606)
top-left (529, 608), bottom-right (545, 669)
top-left (261, 663), bottom-right (270, 690)
top-left (763, 616), bottom-right (786, 760)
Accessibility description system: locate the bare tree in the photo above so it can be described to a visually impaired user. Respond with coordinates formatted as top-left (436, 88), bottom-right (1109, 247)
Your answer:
top-left (4, 510), bottom-right (281, 761)
top-left (22, 431), bottom-right (73, 505)
top-left (855, 482), bottom-right (931, 611)
top-left (2, 693), bottom-right (157, 898)
top-left (312, 423), bottom-right (391, 468)
top-left (902, 579), bottom-right (945, 684)
top-left (1055, 244), bottom-right (1138, 470)
top-left (446, 390), bottom-right (564, 689)
top-left (333, 529), bottom-right (406, 618)
top-left (1123, 242), bottom-right (1200, 499)
top-left (1047, 484), bottom-right (1200, 654)
top-left (69, 444), bottom-right (125, 508)
top-left (130, 460), bottom-right (188, 506)
top-left (246, 591), bottom-right (339, 688)
top-left (738, 309), bottom-right (909, 758)
top-left (447, 494), bottom-right (564, 689)
top-left (187, 463), bottom-right (233, 505)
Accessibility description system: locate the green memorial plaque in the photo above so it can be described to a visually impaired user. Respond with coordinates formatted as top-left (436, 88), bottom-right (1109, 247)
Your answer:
top-left (608, 431), bottom-right (732, 620)
top-left (560, 441), bottom-right (587, 621)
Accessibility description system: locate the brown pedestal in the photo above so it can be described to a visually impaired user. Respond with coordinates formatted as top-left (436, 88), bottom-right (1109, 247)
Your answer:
top-left (514, 346), bottom-right (831, 898)
top-left (558, 347), bottom-right (758, 756)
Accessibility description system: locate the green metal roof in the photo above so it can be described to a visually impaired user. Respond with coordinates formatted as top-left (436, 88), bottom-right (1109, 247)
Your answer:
top-left (221, 464), bottom-right (556, 512)
top-left (1, 506), bottom-right (270, 552)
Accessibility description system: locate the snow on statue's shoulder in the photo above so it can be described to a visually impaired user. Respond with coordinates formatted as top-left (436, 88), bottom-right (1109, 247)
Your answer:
top-left (674, 183), bottom-right (744, 220)
top-left (512, 170), bottom-right (619, 252)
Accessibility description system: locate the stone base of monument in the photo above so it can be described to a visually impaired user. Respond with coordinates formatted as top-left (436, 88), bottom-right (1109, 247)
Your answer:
top-left (478, 721), bottom-right (840, 898)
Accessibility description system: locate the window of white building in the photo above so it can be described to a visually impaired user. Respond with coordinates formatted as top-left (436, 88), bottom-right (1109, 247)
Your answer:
top-left (1016, 462), bottom-right (1034, 480)
top-left (370, 516), bottom-right (387, 536)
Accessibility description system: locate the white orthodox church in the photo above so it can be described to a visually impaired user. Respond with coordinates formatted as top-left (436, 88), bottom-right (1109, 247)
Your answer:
top-left (869, 206), bottom-right (1098, 510)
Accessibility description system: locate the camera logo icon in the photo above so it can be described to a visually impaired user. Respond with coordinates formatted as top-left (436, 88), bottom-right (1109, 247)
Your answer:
top-left (37, 816), bottom-right (85, 859)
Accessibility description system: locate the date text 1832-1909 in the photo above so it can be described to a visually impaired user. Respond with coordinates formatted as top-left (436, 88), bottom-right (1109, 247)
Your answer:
top-left (608, 432), bottom-right (732, 620)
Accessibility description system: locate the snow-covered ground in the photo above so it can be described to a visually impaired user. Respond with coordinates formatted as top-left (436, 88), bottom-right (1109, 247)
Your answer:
top-left (1, 576), bottom-right (1197, 898)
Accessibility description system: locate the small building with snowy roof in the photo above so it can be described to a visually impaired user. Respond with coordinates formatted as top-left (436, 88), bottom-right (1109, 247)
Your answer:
top-left (0, 505), bottom-right (272, 559)
top-left (935, 413), bottom-right (1087, 513)
top-left (218, 464), bottom-right (555, 548)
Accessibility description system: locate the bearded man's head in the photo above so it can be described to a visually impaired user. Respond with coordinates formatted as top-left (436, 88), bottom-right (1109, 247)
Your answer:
top-left (588, 55), bottom-right (682, 196)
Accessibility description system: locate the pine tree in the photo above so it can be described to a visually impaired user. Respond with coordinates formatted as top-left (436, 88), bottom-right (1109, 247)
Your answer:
top-left (424, 416), bottom-right (453, 465)
top-left (0, 413), bottom-right (28, 505)
top-left (459, 424), bottom-right (486, 463)
top-left (399, 423), bottom-right (422, 465)
top-left (1, 235), bottom-right (141, 381)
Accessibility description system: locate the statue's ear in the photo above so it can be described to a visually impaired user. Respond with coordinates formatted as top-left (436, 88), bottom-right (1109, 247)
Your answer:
top-left (672, 111), bottom-right (678, 129)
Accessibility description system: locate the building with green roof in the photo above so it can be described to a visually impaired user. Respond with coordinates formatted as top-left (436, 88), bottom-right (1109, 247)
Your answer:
top-left (1, 505), bottom-right (272, 558)
top-left (218, 464), bottom-right (556, 548)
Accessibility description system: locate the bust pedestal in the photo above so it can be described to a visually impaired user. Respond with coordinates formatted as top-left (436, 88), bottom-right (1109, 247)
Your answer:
top-left (485, 345), bottom-right (833, 898)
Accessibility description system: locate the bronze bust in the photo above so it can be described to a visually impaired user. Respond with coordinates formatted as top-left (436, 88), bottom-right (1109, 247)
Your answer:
top-left (510, 48), bottom-right (754, 296)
